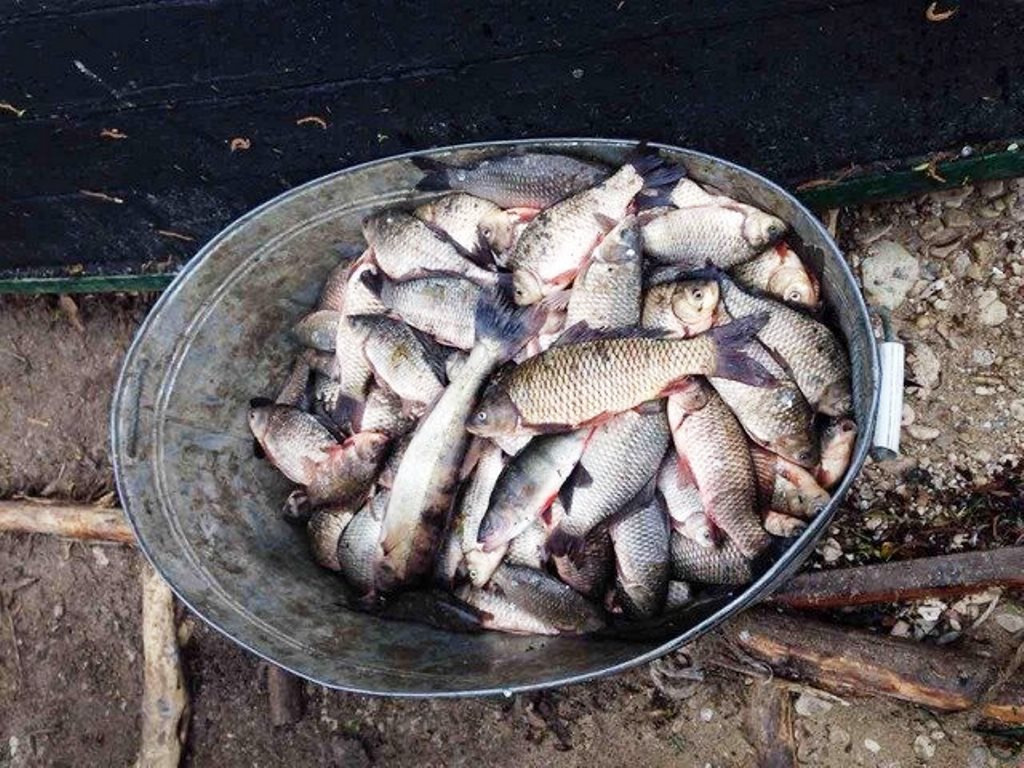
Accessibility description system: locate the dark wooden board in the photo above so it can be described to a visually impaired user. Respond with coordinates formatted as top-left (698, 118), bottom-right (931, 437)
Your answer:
top-left (2, 0), bottom-right (1023, 282)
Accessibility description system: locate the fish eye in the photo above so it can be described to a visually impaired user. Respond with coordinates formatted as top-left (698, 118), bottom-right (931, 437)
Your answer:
top-left (692, 289), bottom-right (703, 301)
top-left (787, 289), bottom-right (803, 302)
top-left (482, 227), bottom-right (492, 238)
top-left (475, 411), bottom-right (488, 423)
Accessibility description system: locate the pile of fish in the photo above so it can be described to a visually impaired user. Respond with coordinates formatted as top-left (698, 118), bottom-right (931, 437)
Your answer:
top-left (248, 148), bottom-right (858, 636)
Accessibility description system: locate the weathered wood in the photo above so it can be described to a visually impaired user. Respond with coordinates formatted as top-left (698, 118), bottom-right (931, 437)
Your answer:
top-left (2, 0), bottom-right (1022, 281)
top-left (744, 681), bottom-right (796, 768)
top-left (729, 608), bottom-right (998, 713)
top-left (772, 548), bottom-right (1024, 610)
top-left (267, 665), bottom-right (305, 727)
top-left (0, 501), bottom-right (135, 544)
top-left (137, 565), bottom-right (189, 768)
top-left (982, 678), bottom-right (1024, 726)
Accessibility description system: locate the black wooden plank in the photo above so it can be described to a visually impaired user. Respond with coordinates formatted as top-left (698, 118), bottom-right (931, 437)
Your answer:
top-left (1, 0), bottom-right (1023, 279)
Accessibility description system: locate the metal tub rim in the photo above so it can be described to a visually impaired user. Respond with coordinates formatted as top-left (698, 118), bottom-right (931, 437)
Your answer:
top-left (111, 137), bottom-right (881, 698)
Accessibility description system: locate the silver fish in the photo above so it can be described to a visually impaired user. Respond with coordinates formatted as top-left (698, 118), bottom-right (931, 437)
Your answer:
top-left (656, 452), bottom-right (715, 548)
top-left (413, 152), bottom-right (610, 209)
top-left (378, 296), bottom-right (539, 586)
top-left (456, 584), bottom-right (560, 635)
top-left (368, 272), bottom-right (484, 350)
top-left (608, 496), bottom-right (670, 619)
top-left (476, 430), bottom-right (590, 553)
top-left (248, 403), bottom-right (337, 485)
top-left (307, 507), bottom-right (355, 571)
top-left (489, 564), bottom-right (605, 634)
top-left (362, 210), bottom-right (498, 288)
top-left (717, 273), bottom-right (852, 416)
top-left (548, 406), bottom-right (670, 556)
top-left (338, 491), bottom-right (389, 600)
top-left (565, 217), bottom-right (643, 329)
top-left (670, 533), bottom-right (753, 585)
top-left (356, 316), bottom-right (445, 410)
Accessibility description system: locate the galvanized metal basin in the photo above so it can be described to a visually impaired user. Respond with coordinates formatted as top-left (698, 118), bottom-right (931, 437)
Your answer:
top-left (111, 139), bottom-right (879, 696)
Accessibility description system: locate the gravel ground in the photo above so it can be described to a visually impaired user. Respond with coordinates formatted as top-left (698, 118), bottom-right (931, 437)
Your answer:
top-left (1, 183), bottom-right (1022, 767)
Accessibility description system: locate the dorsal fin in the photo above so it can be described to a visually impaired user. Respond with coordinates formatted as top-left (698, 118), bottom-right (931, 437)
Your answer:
top-left (550, 322), bottom-right (669, 348)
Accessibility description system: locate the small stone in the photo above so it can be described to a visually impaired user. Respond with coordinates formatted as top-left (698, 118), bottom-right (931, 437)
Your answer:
top-left (794, 692), bottom-right (833, 718)
top-left (91, 546), bottom-right (110, 567)
top-left (914, 314), bottom-right (935, 330)
top-left (913, 734), bottom-right (936, 760)
top-left (907, 424), bottom-right (940, 441)
top-left (978, 204), bottom-right (1003, 219)
top-left (891, 620), bottom-right (912, 638)
top-left (930, 239), bottom-right (963, 259)
top-left (951, 252), bottom-right (971, 277)
top-left (979, 179), bottom-right (1006, 199)
top-left (828, 726), bottom-right (851, 748)
top-left (970, 239), bottom-right (996, 266)
top-left (967, 746), bottom-right (991, 768)
top-left (928, 227), bottom-right (963, 247)
top-left (931, 186), bottom-right (973, 207)
top-left (820, 538), bottom-right (842, 564)
top-left (966, 263), bottom-right (985, 281)
top-left (699, 707), bottom-right (714, 722)
top-left (918, 218), bottom-right (945, 241)
top-left (1010, 399), bottom-right (1024, 422)
top-left (902, 403), bottom-right (916, 426)
top-left (942, 208), bottom-right (972, 228)
top-left (917, 601), bottom-right (945, 622)
top-left (863, 738), bottom-right (882, 754)
top-left (52, 602), bottom-right (64, 620)
top-left (978, 289), bottom-right (999, 309)
top-left (862, 240), bottom-right (920, 310)
top-left (908, 343), bottom-right (941, 390)
top-left (994, 612), bottom-right (1024, 633)
top-left (979, 300), bottom-right (1008, 327)
top-left (971, 348), bottom-right (996, 367)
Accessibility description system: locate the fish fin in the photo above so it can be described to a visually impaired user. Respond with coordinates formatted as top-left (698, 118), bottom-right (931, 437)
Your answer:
top-left (421, 219), bottom-right (496, 269)
top-left (358, 268), bottom-right (385, 298)
top-left (675, 453), bottom-right (696, 485)
top-left (708, 312), bottom-right (776, 387)
top-left (552, 322), bottom-right (669, 348)
top-left (625, 142), bottom-right (685, 185)
top-left (634, 187), bottom-right (675, 210)
top-left (474, 290), bottom-right (545, 358)
top-left (538, 288), bottom-right (571, 314)
top-left (560, 462), bottom-right (592, 511)
top-left (546, 525), bottom-right (586, 561)
top-left (593, 212), bottom-right (619, 230)
top-left (332, 394), bottom-right (366, 433)
top-left (252, 438), bottom-right (266, 460)
top-left (407, 328), bottom-right (451, 382)
top-left (508, 206), bottom-right (541, 223)
top-left (658, 375), bottom-right (698, 398)
top-left (411, 156), bottom-right (454, 191)
top-left (249, 396), bottom-right (274, 409)
top-left (281, 489), bottom-right (311, 523)
top-left (332, 241), bottom-right (366, 262)
top-left (633, 400), bottom-right (665, 416)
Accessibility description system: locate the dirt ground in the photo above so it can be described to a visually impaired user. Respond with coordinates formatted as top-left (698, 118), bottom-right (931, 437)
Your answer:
top-left (1, 182), bottom-right (1023, 767)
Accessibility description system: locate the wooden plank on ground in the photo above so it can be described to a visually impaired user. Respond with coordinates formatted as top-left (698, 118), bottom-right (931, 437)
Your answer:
top-left (0, 500), bottom-right (134, 544)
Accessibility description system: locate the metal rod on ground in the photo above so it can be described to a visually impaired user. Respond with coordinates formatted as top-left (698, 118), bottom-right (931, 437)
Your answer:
top-left (137, 565), bottom-right (189, 768)
top-left (0, 500), bottom-right (134, 544)
top-left (770, 547), bottom-right (1024, 610)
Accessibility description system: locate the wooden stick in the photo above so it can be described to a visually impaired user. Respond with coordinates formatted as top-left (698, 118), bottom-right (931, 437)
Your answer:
top-left (744, 680), bottom-right (796, 768)
top-left (137, 565), bottom-right (189, 768)
top-left (771, 548), bottom-right (1024, 610)
top-left (267, 665), bottom-right (305, 727)
top-left (981, 678), bottom-right (1024, 726)
top-left (728, 608), bottom-right (998, 713)
top-left (0, 501), bottom-right (134, 544)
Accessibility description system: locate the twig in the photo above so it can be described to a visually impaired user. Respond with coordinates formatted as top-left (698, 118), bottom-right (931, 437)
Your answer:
top-left (0, 101), bottom-right (26, 117)
top-left (0, 501), bottom-right (134, 544)
top-left (1, 596), bottom-right (22, 691)
top-left (80, 189), bottom-right (125, 204)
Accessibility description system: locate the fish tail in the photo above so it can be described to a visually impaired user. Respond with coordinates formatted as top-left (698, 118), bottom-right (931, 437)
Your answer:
top-left (333, 394), bottom-right (366, 432)
top-left (626, 143), bottom-right (687, 193)
top-left (358, 267), bottom-right (385, 298)
top-left (412, 156), bottom-right (454, 192)
top-left (474, 290), bottom-right (544, 359)
top-left (708, 312), bottom-right (776, 387)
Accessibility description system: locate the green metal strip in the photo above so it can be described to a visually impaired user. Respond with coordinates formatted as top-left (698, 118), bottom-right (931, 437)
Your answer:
top-left (797, 147), bottom-right (1024, 210)
top-left (0, 273), bottom-right (176, 295)
top-left (1, 147), bottom-right (1021, 296)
